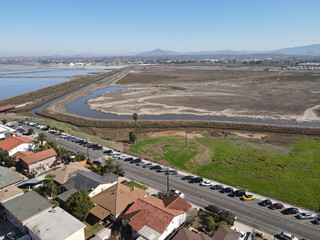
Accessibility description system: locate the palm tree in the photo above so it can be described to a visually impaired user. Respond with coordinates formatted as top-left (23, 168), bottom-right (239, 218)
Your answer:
top-left (37, 132), bottom-right (47, 146)
top-left (113, 162), bottom-right (123, 176)
top-left (133, 113), bottom-right (139, 122)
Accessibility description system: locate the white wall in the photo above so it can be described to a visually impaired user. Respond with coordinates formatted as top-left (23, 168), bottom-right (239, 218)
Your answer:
top-left (26, 156), bottom-right (56, 173)
top-left (89, 181), bottom-right (117, 197)
top-left (65, 227), bottom-right (85, 240)
top-left (158, 213), bottom-right (187, 240)
top-left (8, 143), bottom-right (35, 156)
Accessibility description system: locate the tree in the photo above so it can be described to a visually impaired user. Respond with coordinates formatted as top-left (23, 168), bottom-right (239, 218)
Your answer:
top-left (206, 216), bottom-right (215, 231)
top-left (113, 162), bottom-right (123, 176)
top-left (129, 131), bottom-right (137, 143)
top-left (28, 128), bottom-right (34, 135)
top-left (66, 189), bottom-right (93, 221)
top-left (0, 150), bottom-right (16, 167)
top-left (37, 132), bottom-right (47, 146)
top-left (133, 113), bottom-right (139, 122)
top-left (45, 174), bottom-right (58, 197)
top-left (1, 119), bottom-right (7, 125)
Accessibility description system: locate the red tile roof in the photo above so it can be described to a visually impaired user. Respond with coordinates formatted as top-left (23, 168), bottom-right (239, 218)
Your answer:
top-left (0, 136), bottom-right (35, 152)
top-left (0, 105), bottom-right (15, 112)
top-left (20, 148), bottom-right (57, 165)
top-left (121, 195), bottom-right (191, 234)
top-left (212, 225), bottom-right (241, 240)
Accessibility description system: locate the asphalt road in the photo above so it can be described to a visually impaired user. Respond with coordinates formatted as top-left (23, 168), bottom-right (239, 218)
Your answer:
top-left (35, 129), bottom-right (320, 240)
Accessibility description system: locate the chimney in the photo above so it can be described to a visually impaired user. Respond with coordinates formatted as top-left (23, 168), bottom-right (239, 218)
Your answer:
top-left (130, 186), bottom-right (134, 192)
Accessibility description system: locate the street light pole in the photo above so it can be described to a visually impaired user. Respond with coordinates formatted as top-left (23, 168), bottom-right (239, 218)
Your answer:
top-left (167, 167), bottom-right (170, 193)
top-left (86, 139), bottom-right (90, 161)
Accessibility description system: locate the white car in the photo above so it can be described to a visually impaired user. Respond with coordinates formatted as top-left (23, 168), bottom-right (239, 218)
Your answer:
top-left (200, 180), bottom-right (214, 186)
top-left (239, 230), bottom-right (246, 240)
top-left (171, 189), bottom-right (185, 198)
top-left (296, 212), bottom-right (316, 220)
top-left (277, 231), bottom-right (298, 240)
top-left (7, 231), bottom-right (18, 240)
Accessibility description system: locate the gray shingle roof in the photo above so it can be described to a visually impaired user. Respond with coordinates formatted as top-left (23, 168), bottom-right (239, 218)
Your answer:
top-left (63, 171), bottom-right (117, 192)
top-left (2, 191), bottom-right (52, 222)
top-left (0, 166), bottom-right (24, 189)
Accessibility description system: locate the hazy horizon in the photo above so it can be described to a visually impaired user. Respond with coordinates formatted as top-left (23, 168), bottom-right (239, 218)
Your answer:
top-left (1, 0), bottom-right (320, 56)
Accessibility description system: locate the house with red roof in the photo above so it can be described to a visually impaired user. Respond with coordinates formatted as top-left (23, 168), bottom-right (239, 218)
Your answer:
top-left (0, 136), bottom-right (36, 156)
top-left (121, 195), bottom-right (192, 240)
top-left (18, 148), bottom-right (57, 174)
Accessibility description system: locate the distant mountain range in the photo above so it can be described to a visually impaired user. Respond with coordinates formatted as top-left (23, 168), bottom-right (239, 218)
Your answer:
top-left (138, 44), bottom-right (320, 56)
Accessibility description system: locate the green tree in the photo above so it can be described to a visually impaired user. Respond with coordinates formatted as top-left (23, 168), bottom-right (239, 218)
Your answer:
top-left (113, 162), bottom-right (123, 176)
top-left (66, 189), bottom-right (93, 221)
top-left (133, 113), bottom-right (139, 122)
top-left (1, 119), bottom-right (7, 125)
top-left (0, 150), bottom-right (16, 167)
top-left (37, 132), bottom-right (47, 146)
top-left (45, 174), bottom-right (58, 197)
top-left (129, 131), bottom-right (137, 143)
top-left (206, 216), bottom-right (215, 231)
top-left (28, 128), bottom-right (34, 135)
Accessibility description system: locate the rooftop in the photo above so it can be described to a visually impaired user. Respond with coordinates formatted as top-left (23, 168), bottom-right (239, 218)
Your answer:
top-left (26, 207), bottom-right (86, 240)
top-left (0, 136), bottom-right (35, 152)
top-left (0, 166), bottom-right (25, 189)
top-left (172, 228), bottom-right (212, 240)
top-left (121, 195), bottom-right (191, 235)
top-left (212, 225), bottom-right (241, 240)
top-left (0, 185), bottom-right (23, 203)
top-left (2, 191), bottom-right (52, 222)
top-left (63, 171), bottom-right (117, 192)
top-left (90, 183), bottom-right (147, 219)
top-left (19, 148), bottom-right (57, 165)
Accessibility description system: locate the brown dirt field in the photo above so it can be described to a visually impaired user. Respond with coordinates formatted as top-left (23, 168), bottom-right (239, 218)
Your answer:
top-left (84, 65), bottom-right (320, 123)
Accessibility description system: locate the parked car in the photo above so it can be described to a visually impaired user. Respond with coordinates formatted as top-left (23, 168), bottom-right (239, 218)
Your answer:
top-left (124, 157), bottom-right (134, 162)
top-left (220, 187), bottom-right (233, 193)
top-left (132, 158), bottom-right (142, 164)
top-left (156, 167), bottom-right (169, 172)
top-left (189, 177), bottom-right (203, 183)
top-left (211, 184), bottom-right (224, 190)
top-left (224, 210), bottom-right (237, 220)
top-left (205, 204), bottom-right (222, 214)
top-left (242, 194), bottom-right (254, 201)
top-left (268, 203), bottom-right (284, 210)
top-left (150, 165), bottom-right (161, 170)
top-left (259, 199), bottom-right (272, 206)
top-left (230, 190), bottom-right (246, 197)
top-left (6, 232), bottom-right (18, 240)
top-left (142, 163), bottom-right (153, 168)
top-left (121, 180), bottom-right (128, 184)
top-left (296, 212), bottom-right (316, 220)
top-left (104, 149), bottom-right (113, 155)
top-left (312, 215), bottom-right (320, 225)
top-left (165, 169), bottom-right (178, 175)
top-left (278, 231), bottom-right (298, 240)
top-left (114, 170), bottom-right (126, 177)
top-left (282, 207), bottom-right (299, 215)
top-left (181, 175), bottom-right (195, 180)
top-left (238, 230), bottom-right (246, 240)
top-left (200, 180), bottom-right (214, 186)
top-left (136, 161), bottom-right (145, 166)
top-left (170, 189), bottom-right (185, 198)
top-left (92, 160), bottom-right (102, 166)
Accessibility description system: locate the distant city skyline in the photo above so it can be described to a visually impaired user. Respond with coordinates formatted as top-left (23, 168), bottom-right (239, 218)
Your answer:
top-left (1, 0), bottom-right (320, 56)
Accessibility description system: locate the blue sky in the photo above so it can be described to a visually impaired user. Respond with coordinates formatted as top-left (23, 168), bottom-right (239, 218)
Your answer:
top-left (1, 0), bottom-right (319, 56)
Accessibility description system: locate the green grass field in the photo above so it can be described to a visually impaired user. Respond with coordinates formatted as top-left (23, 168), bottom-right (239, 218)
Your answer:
top-left (130, 136), bottom-right (320, 210)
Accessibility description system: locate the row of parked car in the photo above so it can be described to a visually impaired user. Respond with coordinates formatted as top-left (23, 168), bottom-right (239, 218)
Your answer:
top-left (19, 120), bottom-right (49, 130)
top-left (59, 133), bottom-right (103, 150)
top-left (181, 174), bottom-right (320, 227)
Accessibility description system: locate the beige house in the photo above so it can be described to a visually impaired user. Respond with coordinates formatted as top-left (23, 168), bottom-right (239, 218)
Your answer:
top-left (90, 183), bottom-right (147, 221)
top-left (19, 148), bottom-right (57, 174)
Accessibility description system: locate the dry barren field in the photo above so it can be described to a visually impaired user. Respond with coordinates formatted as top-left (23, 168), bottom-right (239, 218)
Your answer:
top-left (87, 65), bottom-right (320, 123)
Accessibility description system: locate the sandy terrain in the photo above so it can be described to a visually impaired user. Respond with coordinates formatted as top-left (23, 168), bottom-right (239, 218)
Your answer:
top-left (47, 65), bottom-right (320, 123)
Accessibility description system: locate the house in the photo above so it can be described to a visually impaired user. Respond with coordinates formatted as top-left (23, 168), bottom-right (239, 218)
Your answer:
top-left (18, 148), bottom-right (57, 174)
top-left (90, 183), bottom-right (147, 222)
top-left (57, 171), bottom-right (117, 203)
top-left (121, 195), bottom-right (192, 240)
top-left (0, 166), bottom-right (24, 202)
top-left (212, 225), bottom-right (241, 240)
top-left (46, 161), bottom-right (91, 185)
top-left (0, 123), bottom-right (16, 140)
top-left (26, 207), bottom-right (86, 240)
top-left (172, 228), bottom-right (212, 240)
top-left (91, 228), bottom-right (117, 240)
top-left (1, 191), bottom-right (52, 234)
top-left (0, 136), bottom-right (36, 156)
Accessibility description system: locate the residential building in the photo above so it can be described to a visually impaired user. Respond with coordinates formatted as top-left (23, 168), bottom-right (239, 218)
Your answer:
top-left (26, 207), bottom-right (86, 240)
top-left (57, 171), bottom-right (117, 203)
top-left (172, 228), bottom-right (212, 240)
top-left (1, 191), bottom-right (52, 234)
top-left (121, 195), bottom-right (192, 240)
top-left (0, 166), bottom-right (24, 202)
top-left (18, 148), bottom-right (57, 174)
top-left (212, 225), bottom-right (241, 240)
top-left (0, 123), bottom-right (16, 140)
top-left (0, 136), bottom-right (36, 156)
top-left (90, 183), bottom-right (147, 222)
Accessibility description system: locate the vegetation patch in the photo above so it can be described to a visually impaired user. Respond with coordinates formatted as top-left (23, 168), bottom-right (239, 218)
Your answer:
top-left (130, 136), bottom-right (320, 210)
top-left (127, 182), bottom-right (148, 191)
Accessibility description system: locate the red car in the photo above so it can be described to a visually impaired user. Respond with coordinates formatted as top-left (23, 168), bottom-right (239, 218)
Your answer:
top-left (268, 203), bottom-right (284, 210)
